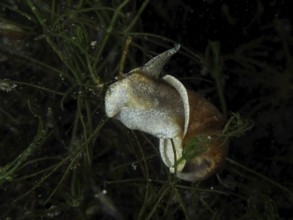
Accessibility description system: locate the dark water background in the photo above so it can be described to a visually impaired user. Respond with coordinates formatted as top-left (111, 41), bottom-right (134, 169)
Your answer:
top-left (0, 0), bottom-right (292, 219)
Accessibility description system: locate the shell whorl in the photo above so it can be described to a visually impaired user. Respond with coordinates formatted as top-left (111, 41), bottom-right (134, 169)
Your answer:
top-left (105, 44), bottom-right (228, 182)
top-left (177, 90), bottom-right (228, 181)
top-left (159, 76), bottom-right (228, 181)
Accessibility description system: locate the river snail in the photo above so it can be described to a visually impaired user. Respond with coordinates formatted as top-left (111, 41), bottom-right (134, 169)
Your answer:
top-left (105, 45), bottom-right (228, 182)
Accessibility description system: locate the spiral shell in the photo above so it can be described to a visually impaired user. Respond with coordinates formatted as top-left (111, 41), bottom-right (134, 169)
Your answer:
top-left (105, 45), bottom-right (228, 181)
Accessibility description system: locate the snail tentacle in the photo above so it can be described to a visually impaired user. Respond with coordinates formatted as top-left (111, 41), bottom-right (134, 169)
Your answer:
top-left (105, 45), bottom-right (228, 182)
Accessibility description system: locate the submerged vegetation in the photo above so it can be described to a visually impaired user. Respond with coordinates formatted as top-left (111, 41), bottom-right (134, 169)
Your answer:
top-left (0, 0), bottom-right (292, 219)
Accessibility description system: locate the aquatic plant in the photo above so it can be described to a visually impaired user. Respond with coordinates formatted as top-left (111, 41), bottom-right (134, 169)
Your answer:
top-left (0, 0), bottom-right (292, 219)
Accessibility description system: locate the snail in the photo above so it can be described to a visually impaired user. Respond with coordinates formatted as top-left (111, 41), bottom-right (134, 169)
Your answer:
top-left (105, 45), bottom-right (228, 182)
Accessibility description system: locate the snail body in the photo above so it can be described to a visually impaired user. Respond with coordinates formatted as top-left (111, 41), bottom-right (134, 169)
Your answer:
top-left (105, 45), bottom-right (228, 182)
top-left (105, 72), bottom-right (185, 139)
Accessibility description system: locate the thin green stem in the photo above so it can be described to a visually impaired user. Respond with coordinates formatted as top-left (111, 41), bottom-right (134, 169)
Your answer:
top-left (226, 158), bottom-right (293, 199)
top-left (77, 94), bottom-right (91, 165)
top-left (208, 41), bottom-right (227, 118)
top-left (10, 80), bottom-right (65, 96)
top-left (124, 0), bottom-right (150, 33)
top-left (94, 0), bottom-right (129, 69)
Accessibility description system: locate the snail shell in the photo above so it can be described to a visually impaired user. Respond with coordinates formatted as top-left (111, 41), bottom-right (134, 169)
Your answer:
top-left (161, 76), bottom-right (228, 181)
top-left (105, 45), bottom-right (228, 182)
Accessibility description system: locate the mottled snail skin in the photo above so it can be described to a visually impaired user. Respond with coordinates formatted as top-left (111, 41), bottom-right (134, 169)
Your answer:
top-left (105, 45), bottom-right (228, 182)
top-left (105, 70), bottom-right (185, 139)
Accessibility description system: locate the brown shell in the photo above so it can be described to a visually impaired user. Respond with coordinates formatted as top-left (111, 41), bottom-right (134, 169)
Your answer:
top-left (105, 43), bottom-right (228, 182)
top-left (160, 75), bottom-right (229, 181)
top-left (178, 90), bottom-right (229, 181)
